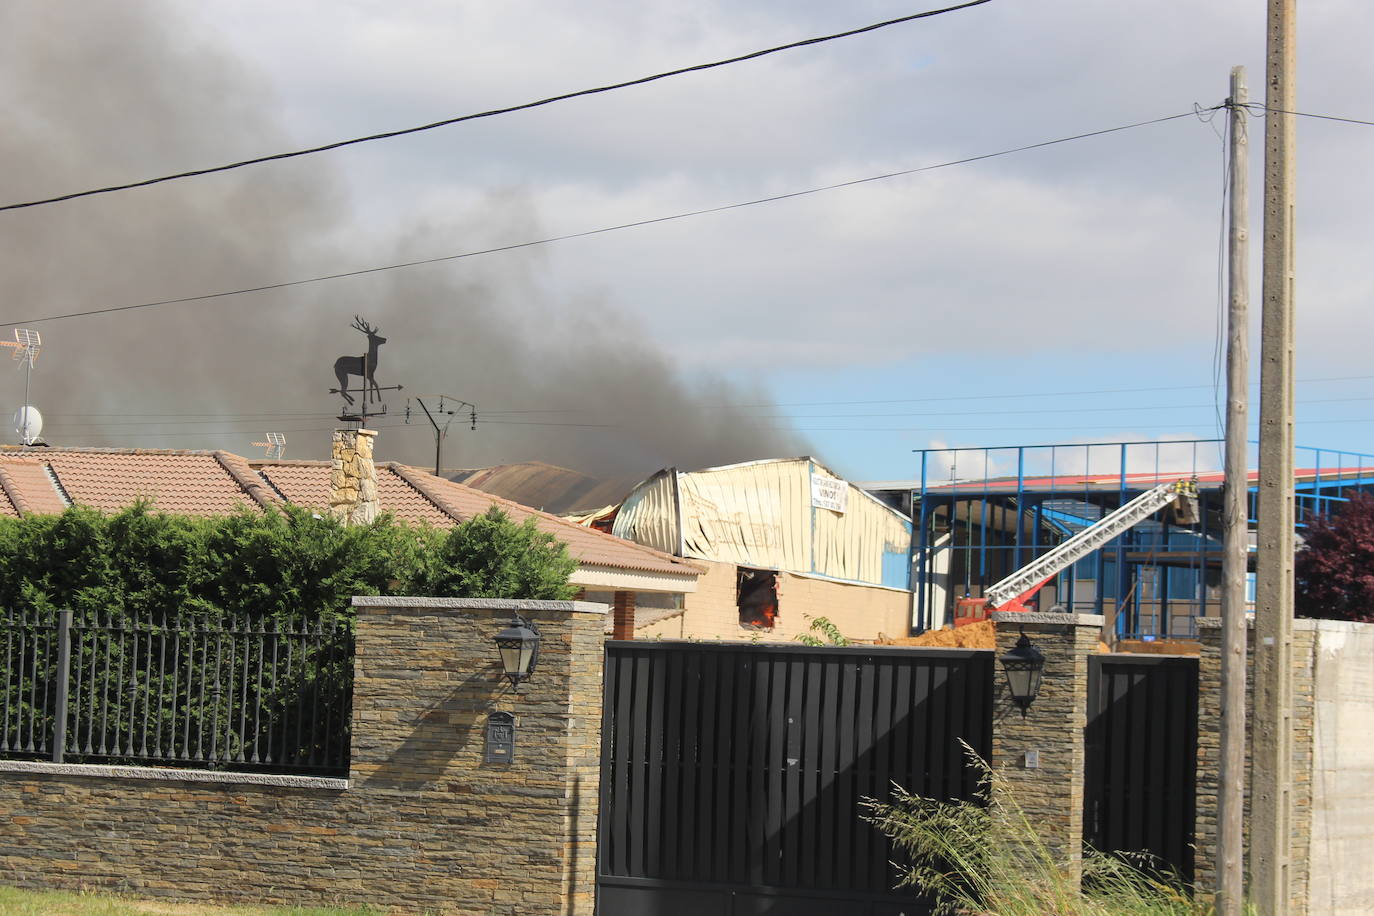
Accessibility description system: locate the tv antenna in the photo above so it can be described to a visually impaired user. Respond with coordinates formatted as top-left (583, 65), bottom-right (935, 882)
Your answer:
top-left (0, 329), bottom-right (43, 445)
top-left (329, 316), bottom-right (402, 427)
top-left (405, 395), bottom-right (477, 476)
top-left (251, 432), bottom-right (287, 459)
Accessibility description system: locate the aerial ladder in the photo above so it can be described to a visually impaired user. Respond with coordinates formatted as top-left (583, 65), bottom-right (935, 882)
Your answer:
top-left (952, 479), bottom-right (1199, 627)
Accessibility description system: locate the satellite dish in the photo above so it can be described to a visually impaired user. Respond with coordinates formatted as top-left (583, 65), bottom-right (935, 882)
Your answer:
top-left (13, 406), bottom-right (42, 444)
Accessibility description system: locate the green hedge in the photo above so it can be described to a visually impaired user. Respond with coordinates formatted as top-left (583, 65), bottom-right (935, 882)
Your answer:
top-left (0, 502), bottom-right (577, 624)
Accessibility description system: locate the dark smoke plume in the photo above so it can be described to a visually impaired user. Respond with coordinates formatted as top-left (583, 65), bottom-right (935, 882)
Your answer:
top-left (0, 1), bottom-right (804, 477)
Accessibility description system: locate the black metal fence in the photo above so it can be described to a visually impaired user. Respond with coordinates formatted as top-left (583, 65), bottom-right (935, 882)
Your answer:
top-left (1, 608), bottom-right (353, 776)
top-left (598, 641), bottom-right (994, 916)
top-left (1084, 653), bottom-right (1199, 884)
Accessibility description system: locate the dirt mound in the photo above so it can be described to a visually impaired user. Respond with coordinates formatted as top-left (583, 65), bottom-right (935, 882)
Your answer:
top-left (877, 619), bottom-right (996, 650)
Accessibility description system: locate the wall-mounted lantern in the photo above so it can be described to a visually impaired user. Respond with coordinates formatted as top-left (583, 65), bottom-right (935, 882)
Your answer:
top-left (999, 630), bottom-right (1045, 716)
top-left (495, 614), bottom-right (541, 689)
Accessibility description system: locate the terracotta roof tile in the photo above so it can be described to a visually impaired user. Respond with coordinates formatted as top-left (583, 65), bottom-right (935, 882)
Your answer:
top-left (0, 458), bottom-right (66, 516)
top-left (386, 464), bottom-right (700, 576)
top-left (0, 448), bottom-right (270, 516)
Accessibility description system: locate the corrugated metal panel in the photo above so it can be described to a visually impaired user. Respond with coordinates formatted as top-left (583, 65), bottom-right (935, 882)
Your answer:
top-left (656, 458), bottom-right (911, 588)
top-left (677, 460), bottom-right (811, 572)
top-left (810, 462), bottom-right (912, 587)
top-left (611, 469), bottom-right (681, 555)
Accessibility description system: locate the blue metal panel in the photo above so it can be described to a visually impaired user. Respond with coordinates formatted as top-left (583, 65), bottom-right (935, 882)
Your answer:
top-left (881, 550), bottom-right (911, 590)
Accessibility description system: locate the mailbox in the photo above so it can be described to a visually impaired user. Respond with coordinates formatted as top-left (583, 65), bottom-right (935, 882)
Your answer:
top-left (485, 711), bottom-right (516, 764)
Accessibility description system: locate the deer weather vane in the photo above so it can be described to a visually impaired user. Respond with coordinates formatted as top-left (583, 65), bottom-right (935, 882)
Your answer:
top-left (329, 316), bottom-right (401, 423)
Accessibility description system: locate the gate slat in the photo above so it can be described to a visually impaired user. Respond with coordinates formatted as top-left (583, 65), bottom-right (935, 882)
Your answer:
top-left (781, 656), bottom-right (804, 887)
top-left (816, 656), bottom-right (840, 888)
top-left (646, 651), bottom-right (669, 876)
top-left (1106, 665), bottom-right (1131, 847)
top-left (729, 655), bottom-right (752, 885)
top-left (870, 659), bottom-right (895, 890)
top-left (695, 649), bottom-right (718, 883)
top-left (763, 657), bottom-right (787, 885)
top-left (628, 651), bottom-right (651, 878)
top-left (853, 658), bottom-right (876, 891)
top-left (800, 655), bottom-right (823, 886)
top-left (678, 650), bottom-right (701, 881)
top-left (712, 652), bottom-right (736, 883)
top-left (927, 661), bottom-right (949, 800)
top-left (834, 660), bottom-right (859, 889)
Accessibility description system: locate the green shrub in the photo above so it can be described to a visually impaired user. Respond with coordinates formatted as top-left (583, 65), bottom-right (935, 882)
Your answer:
top-left (0, 503), bottom-right (575, 623)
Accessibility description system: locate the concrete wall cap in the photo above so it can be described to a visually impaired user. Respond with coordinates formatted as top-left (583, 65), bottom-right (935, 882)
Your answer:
top-left (1195, 616), bottom-right (1255, 630)
top-left (1293, 616), bottom-right (1374, 633)
top-left (990, 611), bottom-right (1105, 627)
top-left (0, 759), bottom-right (349, 790)
top-left (350, 595), bottom-right (609, 615)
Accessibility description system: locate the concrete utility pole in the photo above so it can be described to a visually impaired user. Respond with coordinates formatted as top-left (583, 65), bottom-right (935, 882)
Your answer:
top-left (1252, 2), bottom-right (1297, 913)
top-left (1217, 64), bottom-right (1250, 916)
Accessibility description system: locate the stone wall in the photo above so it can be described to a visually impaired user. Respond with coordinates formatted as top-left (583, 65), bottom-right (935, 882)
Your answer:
top-left (0, 598), bottom-right (606, 915)
top-left (1195, 617), bottom-right (1316, 915)
top-left (989, 611), bottom-right (1103, 877)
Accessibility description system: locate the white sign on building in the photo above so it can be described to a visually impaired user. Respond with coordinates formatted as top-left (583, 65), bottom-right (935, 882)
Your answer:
top-left (810, 473), bottom-right (849, 514)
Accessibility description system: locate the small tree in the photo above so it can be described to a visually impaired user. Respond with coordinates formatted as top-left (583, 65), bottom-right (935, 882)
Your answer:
top-left (1295, 491), bottom-right (1374, 622)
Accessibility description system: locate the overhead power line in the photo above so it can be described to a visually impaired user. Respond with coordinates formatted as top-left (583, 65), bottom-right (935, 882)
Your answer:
top-left (0, 109), bottom-right (1205, 327)
top-left (1242, 104), bottom-right (1374, 129)
top-left (0, 1), bottom-right (993, 214)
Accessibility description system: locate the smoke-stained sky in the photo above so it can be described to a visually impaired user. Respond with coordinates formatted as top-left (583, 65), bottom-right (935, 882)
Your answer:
top-left (0, 0), bottom-right (805, 476)
top-left (5, 1), bottom-right (1374, 481)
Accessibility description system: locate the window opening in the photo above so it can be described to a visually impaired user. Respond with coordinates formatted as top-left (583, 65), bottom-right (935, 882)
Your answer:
top-left (737, 567), bottom-right (778, 630)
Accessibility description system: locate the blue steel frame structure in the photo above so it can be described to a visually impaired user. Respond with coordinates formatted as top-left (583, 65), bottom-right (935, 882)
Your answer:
top-left (909, 439), bottom-right (1374, 640)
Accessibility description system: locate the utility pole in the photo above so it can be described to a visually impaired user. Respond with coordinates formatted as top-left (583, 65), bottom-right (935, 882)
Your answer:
top-left (410, 396), bottom-right (476, 477)
top-left (1252, 1), bottom-right (1297, 913)
top-left (1216, 64), bottom-right (1249, 916)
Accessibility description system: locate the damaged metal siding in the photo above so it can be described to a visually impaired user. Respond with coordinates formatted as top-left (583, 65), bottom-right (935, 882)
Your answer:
top-left (610, 468), bottom-right (680, 555)
top-left (614, 458), bottom-right (912, 590)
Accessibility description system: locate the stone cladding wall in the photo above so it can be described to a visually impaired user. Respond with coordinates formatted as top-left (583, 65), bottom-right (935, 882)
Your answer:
top-left (1194, 618), bottom-right (1315, 915)
top-left (989, 611), bottom-right (1103, 879)
top-left (0, 598), bottom-right (606, 915)
top-left (328, 427), bottom-right (377, 524)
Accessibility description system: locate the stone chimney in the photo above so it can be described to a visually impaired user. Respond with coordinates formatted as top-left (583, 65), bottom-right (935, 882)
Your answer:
top-left (329, 428), bottom-right (378, 525)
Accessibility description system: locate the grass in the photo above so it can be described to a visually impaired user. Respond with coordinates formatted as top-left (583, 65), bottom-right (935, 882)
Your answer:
top-left (862, 747), bottom-right (1224, 916)
top-left (0, 886), bottom-right (387, 916)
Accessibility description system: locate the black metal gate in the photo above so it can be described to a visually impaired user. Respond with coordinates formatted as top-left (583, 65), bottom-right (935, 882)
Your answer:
top-left (598, 641), bottom-right (994, 916)
top-left (1084, 654), bottom-right (1199, 884)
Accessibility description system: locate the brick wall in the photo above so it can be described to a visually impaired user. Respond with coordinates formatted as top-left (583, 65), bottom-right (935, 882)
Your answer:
top-left (989, 611), bottom-right (1103, 878)
top-left (1194, 618), bottom-right (1315, 915)
top-left (637, 558), bottom-right (911, 642)
top-left (0, 598), bottom-right (606, 915)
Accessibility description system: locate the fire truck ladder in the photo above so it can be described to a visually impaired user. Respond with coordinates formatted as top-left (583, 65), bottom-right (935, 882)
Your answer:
top-left (956, 477), bottom-right (1203, 626)
top-left (982, 478), bottom-right (1199, 612)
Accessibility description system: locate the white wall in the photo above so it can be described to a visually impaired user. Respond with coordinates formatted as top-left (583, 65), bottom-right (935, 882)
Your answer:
top-left (1307, 619), bottom-right (1374, 916)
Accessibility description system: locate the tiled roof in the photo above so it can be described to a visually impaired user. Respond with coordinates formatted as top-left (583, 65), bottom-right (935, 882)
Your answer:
top-left (386, 464), bottom-right (697, 575)
top-left (0, 448), bottom-right (277, 516)
top-left (257, 460), bottom-right (695, 576)
top-left (0, 446), bottom-right (698, 579)
top-left (0, 459), bottom-right (65, 516)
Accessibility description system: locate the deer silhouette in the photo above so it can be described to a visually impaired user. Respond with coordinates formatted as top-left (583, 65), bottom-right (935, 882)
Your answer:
top-left (333, 316), bottom-right (387, 406)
